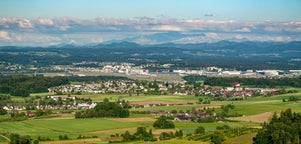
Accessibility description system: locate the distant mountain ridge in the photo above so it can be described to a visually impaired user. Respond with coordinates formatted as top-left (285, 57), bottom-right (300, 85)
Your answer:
top-left (1, 40), bottom-right (301, 70)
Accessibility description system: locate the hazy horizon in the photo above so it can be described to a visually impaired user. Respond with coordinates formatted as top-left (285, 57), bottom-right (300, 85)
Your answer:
top-left (0, 0), bottom-right (301, 46)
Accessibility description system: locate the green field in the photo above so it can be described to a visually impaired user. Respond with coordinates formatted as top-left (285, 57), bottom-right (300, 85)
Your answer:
top-left (0, 118), bottom-right (139, 140)
top-left (175, 121), bottom-right (260, 134)
top-left (130, 104), bottom-right (203, 112)
top-left (2, 90), bottom-right (301, 143)
top-left (74, 94), bottom-right (199, 102)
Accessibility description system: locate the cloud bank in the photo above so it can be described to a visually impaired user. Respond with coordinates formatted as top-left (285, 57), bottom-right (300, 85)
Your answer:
top-left (0, 17), bottom-right (300, 46)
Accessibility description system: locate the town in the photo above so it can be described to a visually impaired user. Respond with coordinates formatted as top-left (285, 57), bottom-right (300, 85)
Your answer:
top-left (1, 61), bottom-right (301, 79)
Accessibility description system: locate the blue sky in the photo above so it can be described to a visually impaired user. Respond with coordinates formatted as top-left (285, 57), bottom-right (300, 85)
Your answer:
top-left (1, 0), bottom-right (301, 21)
top-left (0, 0), bottom-right (301, 46)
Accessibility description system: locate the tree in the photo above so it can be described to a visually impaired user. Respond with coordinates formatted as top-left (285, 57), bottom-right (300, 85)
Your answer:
top-left (0, 107), bottom-right (7, 115)
top-left (75, 102), bottom-right (129, 118)
top-left (171, 109), bottom-right (177, 115)
top-left (211, 131), bottom-right (225, 144)
top-left (175, 130), bottom-right (183, 137)
top-left (198, 98), bottom-right (203, 104)
top-left (103, 98), bottom-right (109, 103)
top-left (33, 140), bottom-right (39, 144)
top-left (9, 133), bottom-right (32, 144)
top-left (122, 131), bottom-right (133, 141)
top-left (194, 126), bottom-right (205, 134)
top-left (153, 116), bottom-right (175, 129)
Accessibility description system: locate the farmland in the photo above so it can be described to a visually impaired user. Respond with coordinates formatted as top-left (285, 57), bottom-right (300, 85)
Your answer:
top-left (1, 90), bottom-right (301, 143)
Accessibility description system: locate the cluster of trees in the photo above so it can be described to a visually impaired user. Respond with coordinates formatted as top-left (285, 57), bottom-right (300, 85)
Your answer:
top-left (187, 125), bottom-right (256, 144)
top-left (75, 102), bottom-right (129, 118)
top-left (282, 96), bottom-right (300, 102)
top-left (9, 133), bottom-right (39, 144)
top-left (120, 127), bottom-right (156, 142)
top-left (0, 95), bottom-right (10, 115)
top-left (77, 134), bottom-right (98, 139)
top-left (153, 116), bottom-right (175, 129)
top-left (254, 108), bottom-right (301, 144)
top-left (35, 109), bottom-right (52, 117)
top-left (111, 127), bottom-right (183, 143)
top-left (37, 136), bottom-right (51, 141)
top-left (159, 130), bottom-right (183, 141)
top-left (220, 104), bottom-right (242, 118)
top-left (184, 75), bottom-right (301, 88)
top-left (0, 76), bottom-right (69, 97)
top-left (58, 135), bottom-right (69, 140)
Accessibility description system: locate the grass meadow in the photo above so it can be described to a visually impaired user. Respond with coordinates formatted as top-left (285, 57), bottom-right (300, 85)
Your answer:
top-left (0, 118), bottom-right (140, 140)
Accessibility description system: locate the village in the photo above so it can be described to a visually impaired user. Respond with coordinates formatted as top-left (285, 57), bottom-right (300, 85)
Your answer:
top-left (48, 80), bottom-right (279, 98)
top-left (2, 79), bottom-right (282, 120)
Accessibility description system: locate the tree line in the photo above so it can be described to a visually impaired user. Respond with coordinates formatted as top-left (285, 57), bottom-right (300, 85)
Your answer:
top-left (75, 102), bottom-right (129, 118)
top-left (0, 75), bottom-right (132, 97)
top-left (0, 76), bottom-right (69, 97)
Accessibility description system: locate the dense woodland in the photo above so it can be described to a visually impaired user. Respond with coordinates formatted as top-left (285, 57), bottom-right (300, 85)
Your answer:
top-left (0, 76), bottom-right (69, 97)
top-left (254, 108), bottom-right (301, 144)
top-left (75, 102), bottom-right (129, 118)
top-left (0, 76), bottom-right (131, 97)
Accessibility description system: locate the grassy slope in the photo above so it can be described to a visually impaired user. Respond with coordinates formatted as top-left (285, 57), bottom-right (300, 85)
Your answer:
top-left (224, 133), bottom-right (256, 144)
top-left (0, 118), bottom-right (138, 139)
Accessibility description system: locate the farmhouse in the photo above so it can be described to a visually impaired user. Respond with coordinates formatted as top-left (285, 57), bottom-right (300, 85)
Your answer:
top-left (174, 115), bottom-right (191, 121)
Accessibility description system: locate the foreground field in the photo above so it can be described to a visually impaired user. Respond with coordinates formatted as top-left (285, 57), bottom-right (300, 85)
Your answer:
top-left (0, 117), bottom-right (141, 140)
top-left (2, 91), bottom-right (301, 143)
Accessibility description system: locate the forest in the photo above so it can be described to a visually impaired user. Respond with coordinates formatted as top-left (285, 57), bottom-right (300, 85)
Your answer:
top-left (0, 75), bottom-right (131, 97)
top-left (254, 108), bottom-right (301, 143)
top-left (0, 76), bottom-right (69, 97)
top-left (75, 102), bottom-right (130, 118)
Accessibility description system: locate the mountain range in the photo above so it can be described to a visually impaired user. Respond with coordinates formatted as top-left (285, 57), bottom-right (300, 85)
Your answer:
top-left (1, 41), bottom-right (301, 70)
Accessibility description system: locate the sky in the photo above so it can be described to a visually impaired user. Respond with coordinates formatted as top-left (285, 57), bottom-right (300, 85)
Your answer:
top-left (0, 0), bottom-right (301, 46)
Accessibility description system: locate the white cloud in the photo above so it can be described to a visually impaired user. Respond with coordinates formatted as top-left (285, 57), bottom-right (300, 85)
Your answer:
top-left (0, 31), bottom-right (11, 41)
top-left (264, 27), bottom-right (282, 32)
top-left (205, 32), bottom-right (218, 38)
top-left (18, 19), bottom-right (33, 28)
top-left (151, 25), bottom-right (184, 31)
top-left (235, 27), bottom-right (251, 32)
top-left (0, 17), bottom-right (300, 46)
top-left (90, 38), bottom-right (104, 43)
top-left (37, 18), bottom-right (53, 25)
